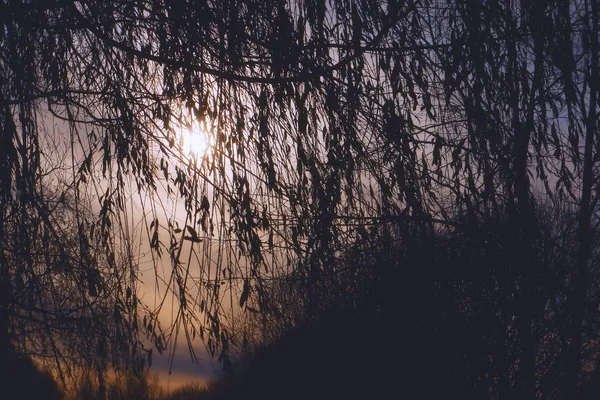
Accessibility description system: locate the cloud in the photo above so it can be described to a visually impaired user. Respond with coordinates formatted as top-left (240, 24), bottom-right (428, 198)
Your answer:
top-left (150, 338), bottom-right (218, 392)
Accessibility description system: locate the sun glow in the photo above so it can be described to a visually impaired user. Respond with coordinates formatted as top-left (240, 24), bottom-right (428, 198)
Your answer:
top-left (179, 124), bottom-right (213, 160)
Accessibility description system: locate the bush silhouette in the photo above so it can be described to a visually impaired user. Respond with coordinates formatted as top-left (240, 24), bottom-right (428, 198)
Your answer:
top-left (220, 305), bottom-right (482, 400)
top-left (223, 315), bottom-right (383, 400)
top-left (2, 354), bottom-right (63, 400)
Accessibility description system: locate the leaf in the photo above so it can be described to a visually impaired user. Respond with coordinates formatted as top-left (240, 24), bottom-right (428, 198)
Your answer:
top-left (432, 137), bottom-right (442, 166)
top-left (262, 206), bottom-right (270, 230)
top-left (184, 225), bottom-right (202, 242)
top-left (186, 225), bottom-right (198, 238)
top-left (184, 236), bottom-right (203, 243)
top-left (239, 279), bottom-right (250, 307)
top-left (150, 230), bottom-right (159, 249)
top-left (201, 195), bottom-right (210, 211)
top-left (87, 269), bottom-right (99, 297)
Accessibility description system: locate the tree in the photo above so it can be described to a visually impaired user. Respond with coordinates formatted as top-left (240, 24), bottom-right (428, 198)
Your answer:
top-left (2, 1), bottom-right (599, 398)
top-left (2, 0), bottom-right (442, 371)
top-left (0, 166), bottom-right (148, 391)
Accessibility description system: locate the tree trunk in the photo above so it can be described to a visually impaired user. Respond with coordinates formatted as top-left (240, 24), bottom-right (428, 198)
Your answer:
top-left (566, 0), bottom-right (598, 397)
top-left (0, 100), bottom-right (14, 394)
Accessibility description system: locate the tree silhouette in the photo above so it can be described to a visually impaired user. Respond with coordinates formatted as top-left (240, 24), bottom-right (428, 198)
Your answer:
top-left (2, 1), bottom-right (600, 398)
top-left (225, 195), bottom-right (599, 400)
top-left (5, 355), bottom-right (63, 400)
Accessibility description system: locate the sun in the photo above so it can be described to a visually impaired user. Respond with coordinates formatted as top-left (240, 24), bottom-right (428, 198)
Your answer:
top-left (179, 124), bottom-right (213, 160)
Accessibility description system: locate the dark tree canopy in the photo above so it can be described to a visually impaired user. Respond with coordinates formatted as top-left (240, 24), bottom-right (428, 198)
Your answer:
top-left (1, 0), bottom-right (600, 398)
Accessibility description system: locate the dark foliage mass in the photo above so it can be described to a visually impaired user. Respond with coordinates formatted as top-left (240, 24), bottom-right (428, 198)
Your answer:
top-left (5, 354), bottom-right (63, 400)
top-left (1, 0), bottom-right (600, 399)
top-left (223, 197), bottom-right (598, 400)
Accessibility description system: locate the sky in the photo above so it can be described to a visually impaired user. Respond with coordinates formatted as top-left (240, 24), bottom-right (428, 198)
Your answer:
top-left (132, 124), bottom-right (227, 391)
top-left (39, 109), bottom-right (222, 391)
